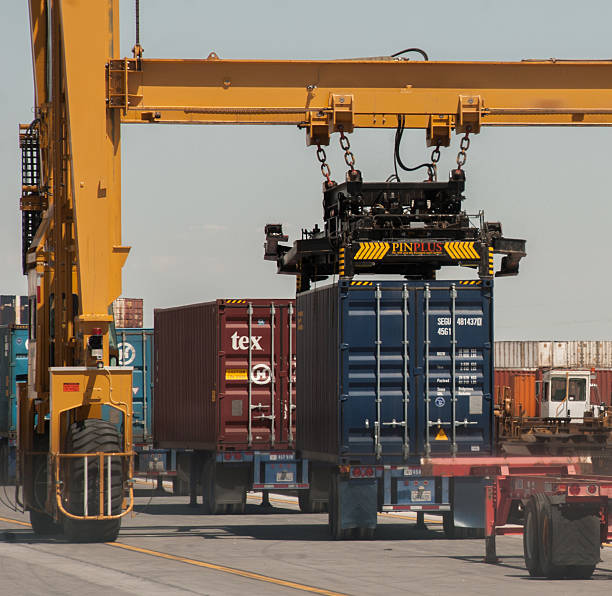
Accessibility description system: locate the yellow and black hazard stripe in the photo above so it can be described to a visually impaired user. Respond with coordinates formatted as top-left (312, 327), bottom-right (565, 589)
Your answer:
top-left (443, 242), bottom-right (479, 260)
top-left (354, 242), bottom-right (390, 260)
top-left (339, 247), bottom-right (345, 276)
top-left (458, 280), bottom-right (482, 285)
top-left (224, 299), bottom-right (247, 304)
top-left (350, 281), bottom-right (374, 286)
top-left (488, 247), bottom-right (494, 276)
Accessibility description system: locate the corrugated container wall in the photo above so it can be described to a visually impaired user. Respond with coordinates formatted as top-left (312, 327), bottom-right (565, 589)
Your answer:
top-left (154, 299), bottom-right (296, 451)
top-left (113, 297), bottom-right (143, 329)
top-left (0, 326), bottom-right (28, 437)
top-left (495, 341), bottom-right (612, 369)
top-left (593, 370), bottom-right (612, 406)
top-left (494, 370), bottom-right (537, 417)
top-left (117, 328), bottom-right (153, 443)
top-left (297, 280), bottom-right (494, 465)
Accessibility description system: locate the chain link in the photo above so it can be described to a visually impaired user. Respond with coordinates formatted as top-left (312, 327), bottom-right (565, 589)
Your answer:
top-left (316, 145), bottom-right (332, 184)
top-left (338, 125), bottom-right (357, 171)
top-left (456, 128), bottom-right (471, 169)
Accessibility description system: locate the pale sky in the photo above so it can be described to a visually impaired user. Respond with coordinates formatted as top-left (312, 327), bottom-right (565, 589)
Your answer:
top-left (2, 1), bottom-right (612, 338)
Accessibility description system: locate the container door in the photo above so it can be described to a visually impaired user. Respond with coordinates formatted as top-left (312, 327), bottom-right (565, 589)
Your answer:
top-left (219, 301), bottom-right (293, 449)
top-left (340, 283), bottom-right (416, 459)
top-left (10, 329), bottom-right (29, 434)
top-left (118, 329), bottom-right (153, 442)
top-left (418, 283), bottom-right (493, 456)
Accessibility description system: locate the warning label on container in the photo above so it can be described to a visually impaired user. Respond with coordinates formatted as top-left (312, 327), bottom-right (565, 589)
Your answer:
top-left (225, 369), bottom-right (248, 381)
top-left (434, 428), bottom-right (448, 441)
top-left (63, 383), bottom-right (80, 392)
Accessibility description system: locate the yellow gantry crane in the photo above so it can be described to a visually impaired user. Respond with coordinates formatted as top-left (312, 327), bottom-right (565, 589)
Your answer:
top-left (19, 0), bottom-right (612, 541)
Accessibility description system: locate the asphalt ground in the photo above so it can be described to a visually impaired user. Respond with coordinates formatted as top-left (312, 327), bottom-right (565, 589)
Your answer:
top-left (0, 485), bottom-right (610, 595)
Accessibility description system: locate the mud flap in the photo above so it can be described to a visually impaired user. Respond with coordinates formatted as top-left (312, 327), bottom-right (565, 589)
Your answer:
top-left (453, 477), bottom-right (486, 529)
top-left (339, 478), bottom-right (377, 530)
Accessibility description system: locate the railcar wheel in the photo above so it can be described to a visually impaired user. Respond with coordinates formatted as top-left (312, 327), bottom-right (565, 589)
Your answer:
top-left (62, 419), bottom-right (123, 543)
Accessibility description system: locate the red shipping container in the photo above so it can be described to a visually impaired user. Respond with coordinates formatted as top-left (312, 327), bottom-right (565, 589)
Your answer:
top-left (154, 299), bottom-right (296, 451)
top-left (592, 370), bottom-right (612, 407)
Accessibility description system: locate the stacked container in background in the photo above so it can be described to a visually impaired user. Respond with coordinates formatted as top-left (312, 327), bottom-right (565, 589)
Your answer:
top-left (494, 340), bottom-right (612, 414)
top-left (113, 297), bottom-right (144, 328)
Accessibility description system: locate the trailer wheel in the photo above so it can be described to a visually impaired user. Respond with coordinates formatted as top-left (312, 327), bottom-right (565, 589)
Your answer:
top-left (356, 527), bottom-right (375, 540)
top-left (567, 565), bottom-right (596, 579)
top-left (62, 419), bottom-right (123, 543)
top-left (201, 458), bottom-right (224, 515)
top-left (298, 490), bottom-right (327, 513)
top-left (523, 496), bottom-right (543, 577)
top-left (536, 494), bottom-right (566, 579)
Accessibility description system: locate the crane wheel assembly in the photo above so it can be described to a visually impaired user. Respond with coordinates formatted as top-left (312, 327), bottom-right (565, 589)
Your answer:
top-left (61, 419), bottom-right (124, 543)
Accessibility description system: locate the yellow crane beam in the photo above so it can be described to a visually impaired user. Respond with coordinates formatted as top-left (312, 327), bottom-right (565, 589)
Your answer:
top-left (109, 57), bottom-right (612, 145)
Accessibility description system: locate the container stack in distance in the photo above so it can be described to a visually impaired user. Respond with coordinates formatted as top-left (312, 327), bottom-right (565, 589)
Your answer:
top-left (494, 340), bottom-right (612, 413)
top-left (113, 297), bottom-right (143, 329)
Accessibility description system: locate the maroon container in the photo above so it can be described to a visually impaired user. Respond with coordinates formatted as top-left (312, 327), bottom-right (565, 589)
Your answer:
top-left (154, 299), bottom-right (296, 451)
top-left (592, 370), bottom-right (612, 407)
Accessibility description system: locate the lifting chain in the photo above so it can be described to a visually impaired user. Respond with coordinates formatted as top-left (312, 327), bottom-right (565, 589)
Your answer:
top-left (430, 144), bottom-right (441, 181)
top-left (316, 145), bottom-right (332, 185)
top-left (338, 125), bottom-right (357, 173)
top-left (456, 127), bottom-right (471, 170)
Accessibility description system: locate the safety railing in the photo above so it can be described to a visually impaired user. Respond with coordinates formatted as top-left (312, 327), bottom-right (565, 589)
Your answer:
top-left (54, 451), bottom-right (134, 520)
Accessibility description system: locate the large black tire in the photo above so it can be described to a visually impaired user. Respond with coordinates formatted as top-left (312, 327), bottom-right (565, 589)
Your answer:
top-left (298, 490), bottom-right (328, 514)
top-left (172, 476), bottom-right (190, 496)
top-left (62, 419), bottom-right (123, 543)
top-left (29, 450), bottom-right (61, 535)
top-left (523, 496), bottom-right (543, 577)
top-left (30, 510), bottom-right (61, 535)
top-left (201, 458), bottom-right (225, 515)
top-left (536, 494), bottom-right (567, 578)
top-left (537, 494), bottom-right (598, 579)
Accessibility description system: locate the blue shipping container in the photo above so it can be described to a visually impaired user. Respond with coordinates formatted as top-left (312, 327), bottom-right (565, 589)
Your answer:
top-left (117, 328), bottom-right (153, 444)
top-left (0, 325), bottom-right (28, 482)
top-left (297, 279), bottom-right (494, 464)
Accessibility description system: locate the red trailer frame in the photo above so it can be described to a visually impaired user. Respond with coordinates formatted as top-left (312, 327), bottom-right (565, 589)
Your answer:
top-left (422, 456), bottom-right (611, 578)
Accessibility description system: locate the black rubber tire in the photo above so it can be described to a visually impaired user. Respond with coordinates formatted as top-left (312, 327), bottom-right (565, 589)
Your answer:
top-left (523, 496), bottom-right (544, 577)
top-left (536, 494), bottom-right (565, 579)
top-left (201, 458), bottom-right (224, 515)
top-left (356, 526), bottom-right (376, 540)
top-left (298, 490), bottom-right (313, 513)
top-left (566, 565), bottom-right (596, 579)
top-left (62, 419), bottom-right (123, 543)
top-left (228, 501), bottom-right (245, 514)
top-left (172, 476), bottom-right (190, 496)
top-left (29, 509), bottom-right (61, 535)
top-left (298, 490), bottom-right (328, 514)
